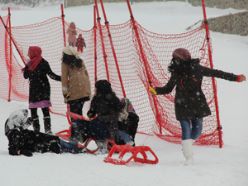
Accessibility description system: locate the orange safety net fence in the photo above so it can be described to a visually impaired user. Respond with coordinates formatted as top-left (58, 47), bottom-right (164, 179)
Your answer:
top-left (0, 16), bottom-right (10, 101)
top-left (134, 22), bottom-right (218, 145)
top-left (0, 14), bottom-right (220, 145)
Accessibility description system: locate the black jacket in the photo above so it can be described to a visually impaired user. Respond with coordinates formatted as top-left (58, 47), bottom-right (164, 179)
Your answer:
top-left (87, 93), bottom-right (123, 119)
top-left (87, 92), bottom-right (123, 137)
top-left (155, 59), bottom-right (238, 120)
top-left (23, 59), bottom-right (61, 102)
top-left (7, 129), bottom-right (60, 156)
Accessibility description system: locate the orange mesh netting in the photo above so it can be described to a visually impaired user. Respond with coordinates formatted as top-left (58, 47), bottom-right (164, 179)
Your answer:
top-left (103, 21), bottom-right (219, 145)
top-left (0, 10), bottom-right (220, 146)
top-left (134, 22), bottom-right (218, 145)
top-left (0, 16), bottom-right (10, 101)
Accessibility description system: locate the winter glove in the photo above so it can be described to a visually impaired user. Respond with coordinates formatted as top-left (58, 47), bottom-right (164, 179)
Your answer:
top-left (149, 87), bottom-right (157, 95)
top-left (87, 110), bottom-right (96, 119)
top-left (22, 65), bottom-right (28, 72)
top-left (64, 93), bottom-right (70, 99)
top-left (23, 65), bottom-right (30, 79)
top-left (236, 74), bottom-right (246, 82)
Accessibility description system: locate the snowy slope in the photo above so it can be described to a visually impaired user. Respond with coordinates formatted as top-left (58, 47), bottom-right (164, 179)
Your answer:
top-left (0, 2), bottom-right (248, 186)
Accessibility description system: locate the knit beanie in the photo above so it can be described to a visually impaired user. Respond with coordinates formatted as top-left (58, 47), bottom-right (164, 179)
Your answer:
top-left (95, 80), bottom-right (112, 94)
top-left (172, 48), bottom-right (191, 61)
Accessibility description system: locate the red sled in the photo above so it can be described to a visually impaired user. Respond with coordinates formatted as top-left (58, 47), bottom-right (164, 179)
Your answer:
top-left (55, 111), bottom-right (90, 140)
top-left (104, 144), bottom-right (159, 165)
top-left (55, 111), bottom-right (99, 154)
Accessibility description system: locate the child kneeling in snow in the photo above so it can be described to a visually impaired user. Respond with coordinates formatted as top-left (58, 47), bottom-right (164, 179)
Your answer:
top-left (5, 109), bottom-right (83, 157)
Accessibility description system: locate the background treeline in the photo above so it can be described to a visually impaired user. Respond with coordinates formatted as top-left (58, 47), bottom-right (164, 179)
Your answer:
top-left (1, 0), bottom-right (248, 9)
top-left (0, 0), bottom-right (61, 7)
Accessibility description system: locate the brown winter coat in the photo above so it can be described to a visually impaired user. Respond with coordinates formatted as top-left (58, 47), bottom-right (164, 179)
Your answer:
top-left (61, 62), bottom-right (91, 103)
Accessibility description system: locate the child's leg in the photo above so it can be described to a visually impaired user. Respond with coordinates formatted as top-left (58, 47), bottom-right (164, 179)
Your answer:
top-left (180, 119), bottom-right (194, 164)
top-left (68, 100), bottom-right (85, 139)
top-left (30, 108), bottom-right (40, 132)
top-left (87, 119), bottom-right (110, 140)
top-left (69, 99), bottom-right (84, 117)
top-left (116, 130), bottom-right (134, 145)
top-left (59, 139), bottom-right (82, 153)
top-left (70, 120), bottom-right (88, 142)
top-left (127, 112), bottom-right (139, 139)
top-left (42, 107), bottom-right (51, 134)
top-left (77, 47), bottom-right (83, 53)
top-left (191, 118), bottom-right (203, 140)
top-left (179, 119), bottom-right (191, 140)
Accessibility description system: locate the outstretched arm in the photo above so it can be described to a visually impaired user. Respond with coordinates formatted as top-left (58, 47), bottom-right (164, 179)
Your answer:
top-left (46, 62), bottom-right (61, 81)
top-left (154, 73), bottom-right (177, 95)
top-left (199, 65), bottom-right (246, 82)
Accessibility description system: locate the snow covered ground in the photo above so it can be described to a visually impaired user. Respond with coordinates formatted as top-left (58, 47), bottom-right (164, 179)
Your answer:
top-left (0, 1), bottom-right (248, 186)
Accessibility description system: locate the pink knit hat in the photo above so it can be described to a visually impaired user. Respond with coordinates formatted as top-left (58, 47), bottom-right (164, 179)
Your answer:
top-left (172, 48), bottom-right (191, 61)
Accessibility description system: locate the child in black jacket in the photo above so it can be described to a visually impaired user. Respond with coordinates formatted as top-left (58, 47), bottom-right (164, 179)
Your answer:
top-left (23, 46), bottom-right (61, 134)
top-left (150, 48), bottom-right (246, 165)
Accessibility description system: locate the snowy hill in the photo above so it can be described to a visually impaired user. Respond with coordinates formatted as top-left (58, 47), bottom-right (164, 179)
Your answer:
top-left (0, 2), bottom-right (248, 186)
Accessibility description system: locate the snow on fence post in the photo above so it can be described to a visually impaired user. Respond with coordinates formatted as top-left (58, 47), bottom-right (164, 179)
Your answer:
top-left (126, 0), bottom-right (162, 134)
top-left (94, 0), bottom-right (110, 81)
top-left (7, 7), bottom-right (12, 102)
top-left (61, 4), bottom-right (66, 47)
top-left (201, 0), bottom-right (223, 148)
top-left (99, 0), bottom-right (126, 98)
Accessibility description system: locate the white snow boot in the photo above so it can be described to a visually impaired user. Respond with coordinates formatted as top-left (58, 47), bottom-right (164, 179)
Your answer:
top-left (182, 139), bottom-right (193, 165)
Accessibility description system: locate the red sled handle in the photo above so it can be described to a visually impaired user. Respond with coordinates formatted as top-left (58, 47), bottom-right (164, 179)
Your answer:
top-left (104, 145), bottom-right (135, 165)
top-left (133, 146), bottom-right (159, 164)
